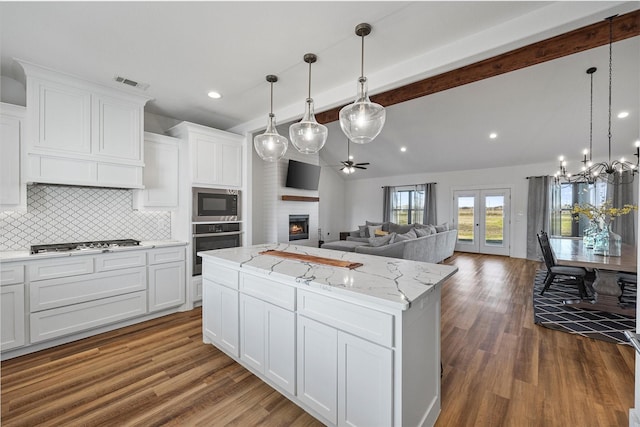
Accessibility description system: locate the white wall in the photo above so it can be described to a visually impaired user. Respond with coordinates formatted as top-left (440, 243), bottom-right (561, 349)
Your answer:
top-left (318, 159), bottom-right (347, 243)
top-left (250, 130), bottom-right (322, 246)
top-left (344, 161), bottom-right (560, 259)
top-left (144, 111), bottom-right (181, 134)
top-left (0, 76), bottom-right (26, 106)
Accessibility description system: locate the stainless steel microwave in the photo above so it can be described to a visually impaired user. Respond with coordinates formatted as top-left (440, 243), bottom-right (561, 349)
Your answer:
top-left (192, 188), bottom-right (240, 222)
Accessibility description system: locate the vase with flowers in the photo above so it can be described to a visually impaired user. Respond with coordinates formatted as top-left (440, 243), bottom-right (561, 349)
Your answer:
top-left (572, 200), bottom-right (637, 256)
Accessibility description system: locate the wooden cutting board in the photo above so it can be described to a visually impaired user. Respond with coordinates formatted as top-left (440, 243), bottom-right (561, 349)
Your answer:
top-left (259, 250), bottom-right (363, 270)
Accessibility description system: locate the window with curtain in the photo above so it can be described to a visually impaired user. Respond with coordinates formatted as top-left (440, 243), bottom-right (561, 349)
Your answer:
top-left (550, 181), bottom-right (607, 237)
top-left (390, 186), bottom-right (425, 224)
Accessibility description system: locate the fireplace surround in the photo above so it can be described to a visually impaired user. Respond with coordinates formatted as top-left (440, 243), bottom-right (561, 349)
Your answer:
top-left (289, 214), bottom-right (309, 241)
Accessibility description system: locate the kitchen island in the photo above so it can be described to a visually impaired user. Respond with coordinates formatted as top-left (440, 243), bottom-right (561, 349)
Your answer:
top-left (199, 243), bottom-right (457, 427)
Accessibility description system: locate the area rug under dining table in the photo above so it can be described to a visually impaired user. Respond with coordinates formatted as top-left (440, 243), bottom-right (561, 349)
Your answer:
top-left (533, 269), bottom-right (635, 345)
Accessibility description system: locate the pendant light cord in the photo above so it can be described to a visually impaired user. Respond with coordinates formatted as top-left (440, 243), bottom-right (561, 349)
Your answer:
top-left (307, 61), bottom-right (312, 99)
top-left (589, 70), bottom-right (593, 162)
top-left (607, 16), bottom-right (613, 163)
top-left (360, 33), bottom-right (365, 79)
top-left (269, 81), bottom-right (274, 115)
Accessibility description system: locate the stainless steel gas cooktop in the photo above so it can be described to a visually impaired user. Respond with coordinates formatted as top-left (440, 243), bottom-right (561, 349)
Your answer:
top-left (30, 239), bottom-right (141, 254)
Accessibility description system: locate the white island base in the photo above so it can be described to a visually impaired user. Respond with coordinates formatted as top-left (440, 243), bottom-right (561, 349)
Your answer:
top-left (199, 243), bottom-right (457, 427)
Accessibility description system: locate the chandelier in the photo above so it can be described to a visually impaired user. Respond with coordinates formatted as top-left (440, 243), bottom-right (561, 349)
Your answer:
top-left (554, 15), bottom-right (638, 185)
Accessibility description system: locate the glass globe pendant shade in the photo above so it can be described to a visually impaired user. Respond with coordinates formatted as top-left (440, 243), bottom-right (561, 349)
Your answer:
top-left (254, 113), bottom-right (288, 162)
top-left (289, 98), bottom-right (328, 154)
top-left (339, 76), bottom-right (386, 144)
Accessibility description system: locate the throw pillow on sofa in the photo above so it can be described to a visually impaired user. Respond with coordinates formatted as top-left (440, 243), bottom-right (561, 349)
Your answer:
top-left (366, 220), bottom-right (390, 232)
top-left (435, 222), bottom-right (450, 233)
top-left (415, 227), bottom-right (433, 237)
top-left (368, 233), bottom-right (394, 247)
top-left (367, 225), bottom-right (382, 238)
top-left (393, 228), bottom-right (417, 242)
top-left (389, 222), bottom-right (413, 234)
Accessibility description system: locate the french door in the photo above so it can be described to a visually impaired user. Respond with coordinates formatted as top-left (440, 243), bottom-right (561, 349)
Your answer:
top-left (453, 188), bottom-right (510, 256)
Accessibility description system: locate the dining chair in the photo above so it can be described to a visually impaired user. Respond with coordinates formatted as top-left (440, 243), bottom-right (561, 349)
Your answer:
top-left (617, 272), bottom-right (637, 303)
top-left (537, 231), bottom-right (588, 298)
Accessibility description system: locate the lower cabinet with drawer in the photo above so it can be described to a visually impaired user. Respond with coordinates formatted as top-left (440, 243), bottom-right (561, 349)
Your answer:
top-left (148, 246), bottom-right (186, 312)
top-left (2, 243), bottom-right (188, 360)
top-left (29, 251), bottom-right (148, 343)
top-left (201, 257), bottom-right (442, 427)
top-left (298, 291), bottom-right (394, 426)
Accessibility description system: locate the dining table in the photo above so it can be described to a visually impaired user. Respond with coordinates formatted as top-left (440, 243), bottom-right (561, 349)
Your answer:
top-left (549, 237), bottom-right (637, 316)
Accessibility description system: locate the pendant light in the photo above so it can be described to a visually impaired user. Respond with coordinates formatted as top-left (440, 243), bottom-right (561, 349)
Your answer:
top-left (254, 75), bottom-right (288, 162)
top-left (339, 23), bottom-right (386, 144)
top-left (289, 53), bottom-right (328, 154)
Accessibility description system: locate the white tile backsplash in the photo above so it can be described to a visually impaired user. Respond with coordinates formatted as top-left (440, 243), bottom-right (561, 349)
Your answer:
top-left (0, 184), bottom-right (171, 250)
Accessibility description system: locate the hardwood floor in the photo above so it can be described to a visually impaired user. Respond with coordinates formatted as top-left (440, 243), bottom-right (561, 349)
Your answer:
top-left (1, 252), bottom-right (634, 426)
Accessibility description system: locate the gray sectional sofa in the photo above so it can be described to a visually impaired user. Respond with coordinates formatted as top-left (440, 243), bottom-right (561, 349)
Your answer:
top-left (322, 221), bottom-right (457, 264)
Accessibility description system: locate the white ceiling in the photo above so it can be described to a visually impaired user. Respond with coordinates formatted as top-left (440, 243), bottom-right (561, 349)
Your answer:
top-left (1, 1), bottom-right (638, 180)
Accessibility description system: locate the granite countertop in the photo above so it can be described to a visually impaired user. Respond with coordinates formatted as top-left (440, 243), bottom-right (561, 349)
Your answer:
top-left (0, 240), bottom-right (188, 262)
top-left (198, 243), bottom-right (458, 310)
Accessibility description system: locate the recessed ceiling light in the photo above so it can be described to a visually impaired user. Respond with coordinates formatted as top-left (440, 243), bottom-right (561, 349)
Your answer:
top-left (207, 91), bottom-right (222, 99)
top-left (400, 147), bottom-right (407, 152)
top-left (489, 132), bottom-right (498, 139)
top-left (618, 111), bottom-right (629, 119)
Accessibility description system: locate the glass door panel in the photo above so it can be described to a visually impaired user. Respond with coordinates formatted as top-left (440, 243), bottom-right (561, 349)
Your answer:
top-left (454, 189), bottom-right (510, 256)
top-left (484, 195), bottom-right (504, 246)
top-left (454, 192), bottom-right (479, 252)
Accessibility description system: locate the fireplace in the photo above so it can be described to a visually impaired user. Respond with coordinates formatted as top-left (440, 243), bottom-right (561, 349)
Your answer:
top-left (289, 214), bottom-right (309, 241)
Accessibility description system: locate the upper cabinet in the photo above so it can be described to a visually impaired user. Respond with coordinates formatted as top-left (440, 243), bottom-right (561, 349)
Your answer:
top-left (17, 60), bottom-right (152, 189)
top-left (134, 132), bottom-right (180, 210)
top-left (167, 122), bottom-right (243, 189)
top-left (0, 103), bottom-right (26, 211)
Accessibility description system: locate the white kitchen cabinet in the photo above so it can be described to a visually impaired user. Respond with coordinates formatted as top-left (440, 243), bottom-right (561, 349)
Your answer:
top-left (0, 103), bottom-right (26, 211)
top-left (297, 315), bottom-right (339, 424)
top-left (298, 290), bottom-right (393, 427)
top-left (30, 266), bottom-right (147, 312)
top-left (135, 133), bottom-right (180, 209)
top-left (30, 292), bottom-right (147, 343)
top-left (167, 121), bottom-right (243, 188)
top-left (92, 94), bottom-right (142, 161)
top-left (240, 293), bottom-right (265, 371)
top-left (29, 250), bottom-right (148, 343)
top-left (337, 331), bottom-right (393, 427)
top-left (200, 247), bottom-right (450, 427)
top-left (1, 284), bottom-right (26, 351)
top-left (17, 59), bottom-right (151, 189)
top-left (297, 311), bottom-right (392, 427)
top-left (240, 293), bottom-right (296, 395)
top-left (2, 243), bottom-right (189, 360)
top-left (1, 263), bottom-right (26, 351)
top-left (148, 262), bottom-right (185, 312)
top-left (147, 246), bottom-right (186, 312)
top-left (202, 278), bottom-right (239, 357)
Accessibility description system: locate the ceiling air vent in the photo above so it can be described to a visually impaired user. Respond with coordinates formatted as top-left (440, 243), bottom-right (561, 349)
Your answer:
top-left (114, 76), bottom-right (149, 90)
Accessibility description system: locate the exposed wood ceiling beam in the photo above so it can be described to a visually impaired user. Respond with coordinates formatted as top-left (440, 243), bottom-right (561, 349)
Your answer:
top-left (316, 9), bottom-right (640, 125)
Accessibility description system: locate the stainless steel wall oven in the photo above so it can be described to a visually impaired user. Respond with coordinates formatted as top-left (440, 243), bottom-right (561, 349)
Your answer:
top-left (192, 223), bottom-right (241, 276)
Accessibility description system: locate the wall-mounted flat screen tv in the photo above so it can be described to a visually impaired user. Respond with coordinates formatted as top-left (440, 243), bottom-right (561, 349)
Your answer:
top-left (285, 160), bottom-right (321, 191)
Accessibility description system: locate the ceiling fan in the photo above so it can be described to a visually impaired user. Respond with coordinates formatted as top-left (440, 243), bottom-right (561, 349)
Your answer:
top-left (340, 139), bottom-right (370, 174)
